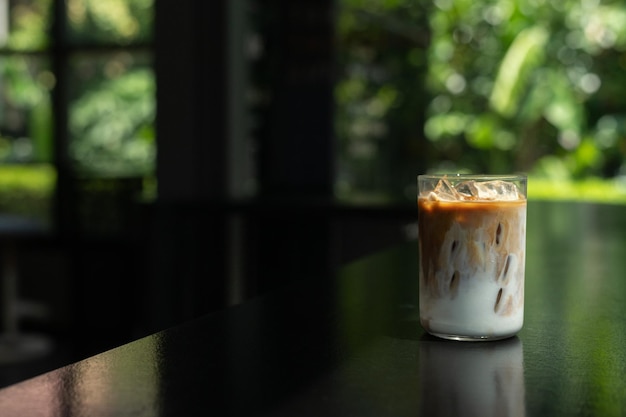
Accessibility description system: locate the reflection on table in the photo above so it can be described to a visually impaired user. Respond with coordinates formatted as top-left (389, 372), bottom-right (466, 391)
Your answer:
top-left (419, 336), bottom-right (525, 417)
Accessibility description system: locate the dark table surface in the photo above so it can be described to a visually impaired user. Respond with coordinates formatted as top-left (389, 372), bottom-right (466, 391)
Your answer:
top-left (0, 200), bottom-right (625, 416)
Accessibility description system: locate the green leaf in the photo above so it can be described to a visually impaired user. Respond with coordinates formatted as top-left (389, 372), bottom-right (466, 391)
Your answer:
top-left (490, 25), bottom-right (549, 117)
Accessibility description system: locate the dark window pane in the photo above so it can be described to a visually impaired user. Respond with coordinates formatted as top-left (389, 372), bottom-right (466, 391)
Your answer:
top-left (0, 53), bottom-right (55, 224)
top-left (0, 0), bottom-right (52, 51)
top-left (68, 51), bottom-right (155, 177)
top-left (0, 55), bottom-right (54, 163)
top-left (66, 0), bottom-right (153, 45)
top-left (0, 164), bottom-right (55, 226)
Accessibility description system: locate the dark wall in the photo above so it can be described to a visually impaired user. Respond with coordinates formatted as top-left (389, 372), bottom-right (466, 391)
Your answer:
top-left (149, 0), bottom-right (338, 332)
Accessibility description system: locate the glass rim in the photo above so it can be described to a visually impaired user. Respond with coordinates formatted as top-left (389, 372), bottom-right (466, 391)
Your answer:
top-left (418, 173), bottom-right (527, 181)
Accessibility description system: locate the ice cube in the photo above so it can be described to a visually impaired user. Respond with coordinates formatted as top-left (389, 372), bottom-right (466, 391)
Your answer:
top-left (472, 180), bottom-right (521, 201)
top-left (432, 178), bottom-right (461, 201)
top-left (455, 181), bottom-right (479, 200)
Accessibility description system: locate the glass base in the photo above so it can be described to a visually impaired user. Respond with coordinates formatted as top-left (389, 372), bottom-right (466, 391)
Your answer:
top-left (428, 331), bottom-right (516, 342)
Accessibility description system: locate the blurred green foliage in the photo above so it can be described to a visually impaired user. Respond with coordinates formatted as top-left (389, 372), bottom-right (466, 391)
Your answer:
top-left (65, 0), bottom-right (155, 176)
top-left (5, 0), bottom-right (626, 216)
top-left (66, 0), bottom-right (153, 44)
top-left (337, 0), bottom-right (626, 203)
top-left (69, 64), bottom-right (155, 176)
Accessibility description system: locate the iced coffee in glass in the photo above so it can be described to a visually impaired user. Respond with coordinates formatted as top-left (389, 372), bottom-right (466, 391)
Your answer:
top-left (417, 174), bottom-right (527, 341)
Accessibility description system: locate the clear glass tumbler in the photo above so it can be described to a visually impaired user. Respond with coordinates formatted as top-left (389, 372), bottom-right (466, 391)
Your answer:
top-left (417, 174), bottom-right (527, 341)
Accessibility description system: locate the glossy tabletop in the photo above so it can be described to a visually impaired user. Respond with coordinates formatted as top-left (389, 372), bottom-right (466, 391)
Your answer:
top-left (0, 201), bottom-right (625, 416)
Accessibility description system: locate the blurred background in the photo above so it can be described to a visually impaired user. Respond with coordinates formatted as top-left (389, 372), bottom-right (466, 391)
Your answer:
top-left (1, 0), bottom-right (626, 384)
